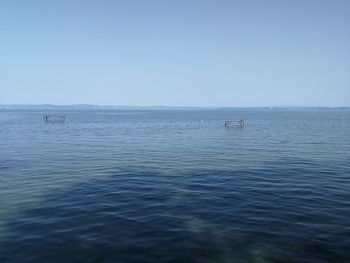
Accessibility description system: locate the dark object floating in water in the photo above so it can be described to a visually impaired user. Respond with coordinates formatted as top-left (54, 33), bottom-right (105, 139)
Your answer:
top-left (43, 114), bottom-right (65, 123)
top-left (224, 119), bottom-right (244, 128)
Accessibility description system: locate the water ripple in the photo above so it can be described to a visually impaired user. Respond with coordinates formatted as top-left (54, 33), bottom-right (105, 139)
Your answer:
top-left (0, 109), bottom-right (350, 262)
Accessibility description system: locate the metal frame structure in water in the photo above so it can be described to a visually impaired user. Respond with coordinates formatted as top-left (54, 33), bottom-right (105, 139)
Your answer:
top-left (43, 114), bottom-right (65, 123)
top-left (224, 120), bottom-right (244, 128)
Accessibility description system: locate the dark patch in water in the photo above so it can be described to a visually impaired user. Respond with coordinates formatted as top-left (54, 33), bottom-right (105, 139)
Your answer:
top-left (1, 164), bottom-right (350, 263)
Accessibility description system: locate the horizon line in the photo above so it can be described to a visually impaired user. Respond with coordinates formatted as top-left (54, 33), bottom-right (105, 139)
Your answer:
top-left (1, 104), bottom-right (350, 109)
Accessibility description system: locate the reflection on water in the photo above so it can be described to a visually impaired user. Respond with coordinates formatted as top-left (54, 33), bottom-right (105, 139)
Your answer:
top-left (0, 109), bottom-right (349, 262)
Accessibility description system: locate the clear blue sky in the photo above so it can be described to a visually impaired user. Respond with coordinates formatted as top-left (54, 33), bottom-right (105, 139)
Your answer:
top-left (1, 0), bottom-right (349, 106)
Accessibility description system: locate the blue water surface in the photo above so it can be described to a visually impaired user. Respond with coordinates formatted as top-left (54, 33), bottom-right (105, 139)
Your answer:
top-left (0, 108), bottom-right (349, 263)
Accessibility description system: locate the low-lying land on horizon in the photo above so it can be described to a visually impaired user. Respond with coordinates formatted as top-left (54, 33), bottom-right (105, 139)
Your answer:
top-left (1, 104), bottom-right (349, 111)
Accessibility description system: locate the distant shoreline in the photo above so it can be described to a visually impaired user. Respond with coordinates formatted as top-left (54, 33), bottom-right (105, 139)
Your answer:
top-left (0, 104), bottom-right (349, 110)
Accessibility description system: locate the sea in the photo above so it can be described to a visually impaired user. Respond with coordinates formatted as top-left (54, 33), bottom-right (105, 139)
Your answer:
top-left (0, 107), bottom-right (349, 263)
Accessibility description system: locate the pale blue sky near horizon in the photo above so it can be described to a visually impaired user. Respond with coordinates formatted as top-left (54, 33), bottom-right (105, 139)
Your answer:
top-left (0, 0), bottom-right (349, 107)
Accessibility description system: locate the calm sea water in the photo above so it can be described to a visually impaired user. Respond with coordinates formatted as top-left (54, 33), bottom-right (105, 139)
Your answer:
top-left (0, 108), bottom-right (349, 263)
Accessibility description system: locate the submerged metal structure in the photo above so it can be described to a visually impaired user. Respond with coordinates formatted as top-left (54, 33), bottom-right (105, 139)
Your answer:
top-left (224, 119), bottom-right (244, 128)
top-left (43, 114), bottom-right (65, 123)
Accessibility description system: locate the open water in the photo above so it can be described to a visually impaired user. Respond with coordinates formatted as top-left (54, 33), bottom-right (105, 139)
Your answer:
top-left (0, 108), bottom-right (349, 263)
